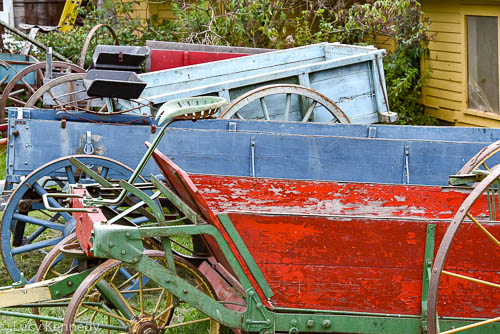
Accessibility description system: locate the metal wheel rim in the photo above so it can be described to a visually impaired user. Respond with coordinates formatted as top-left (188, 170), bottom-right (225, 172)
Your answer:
top-left (78, 24), bottom-right (119, 69)
top-left (218, 84), bottom-right (350, 123)
top-left (428, 164), bottom-right (500, 333)
top-left (0, 155), bottom-right (140, 282)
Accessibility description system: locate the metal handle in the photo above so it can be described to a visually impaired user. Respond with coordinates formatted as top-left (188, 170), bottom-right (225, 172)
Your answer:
top-left (42, 193), bottom-right (98, 213)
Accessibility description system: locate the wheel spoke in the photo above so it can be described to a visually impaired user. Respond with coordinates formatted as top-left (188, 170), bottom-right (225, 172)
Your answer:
top-left (153, 288), bottom-right (166, 316)
top-left (81, 304), bottom-right (129, 323)
top-left (440, 316), bottom-right (500, 334)
top-left (467, 213), bottom-right (500, 248)
top-left (483, 162), bottom-right (490, 171)
top-left (162, 316), bottom-right (212, 329)
top-left (301, 100), bottom-right (317, 122)
top-left (442, 270), bottom-right (500, 289)
top-left (11, 236), bottom-right (63, 255)
top-left (284, 93), bottom-right (291, 121)
top-left (139, 273), bottom-right (144, 315)
top-left (27, 226), bottom-right (48, 243)
top-left (65, 166), bottom-right (76, 184)
top-left (259, 97), bottom-right (270, 120)
top-left (12, 213), bottom-right (65, 232)
top-left (235, 111), bottom-right (245, 120)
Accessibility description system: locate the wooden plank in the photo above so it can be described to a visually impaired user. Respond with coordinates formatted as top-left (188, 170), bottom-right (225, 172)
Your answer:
top-left (194, 176), bottom-right (487, 219)
top-left (225, 212), bottom-right (498, 318)
top-left (425, 107), bottom-right (457, 123)
top-left (426, 68), bottom-right (463, 82)
top-left (423, 86), bottom-right (463, 101)
top-left (431, 31), bottom-right (463, 43)
top-left (426, 50), bottom-right (463, 63)
top-left (422, 94), bottom-right (464, 111)
top-left (425, 11), bottom-right (462, 24)
top-left (429, 21), bottom-right (462, 33)
top-left (429, 41), bottom-right (463, 53)
top-left (425, 78), bottom-right (463, 93)
top-left (425, 59), bottom-right (462, 72)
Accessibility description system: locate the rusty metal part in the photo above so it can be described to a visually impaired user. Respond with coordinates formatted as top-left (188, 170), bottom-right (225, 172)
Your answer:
top-left (78, 24), bottom-right (119, 69)
top-left (218, 84), bottom-right (350, 123)
top-left (0, 61), bottom-right (84, 123)
top-left (427, 164), bottom-right (500, 333)
top-left (458, 140), bottom-right (500, 175)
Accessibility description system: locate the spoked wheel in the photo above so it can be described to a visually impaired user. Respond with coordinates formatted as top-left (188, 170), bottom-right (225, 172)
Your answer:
top-left (0, 155), bottom-right (143, 282)
top-left (218, 84), bottom-right (350, 123)
top-left (458, 140), bottom-right (500, 175)
top-left (0, 61), bottom-right (84, 122)
top-left (428, 165), bottom-right (500, 333)
top-left (63, 251), bottom-right (221, 334)
top-left (78, 24), bottom-right (119, 69)
top-left (25, 73), bottom-right (110, 114)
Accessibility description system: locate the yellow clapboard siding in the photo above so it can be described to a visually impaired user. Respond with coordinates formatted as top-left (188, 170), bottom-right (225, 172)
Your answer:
top-left (426, 50), bottom-right (462, 63)
top-left (426, 107), bottom-right (457, 123)
top-left (425, 11), bottom-right (462, 23)
top-left (428, 40), bottom-right (463, 53)
top-left (426, 68), bottom-right (463, 82)
top-left (425, 59), bottom-right (463, 72)
top-left (424, 86), bottom-right (463, 101)
top-left (423, 95), bottom-right (464, 111)
top-left (425, 78), bottom-right (463, 92)
top-left (431, 31), bottom-right (463, 43)
top-left (428, 22), bottom-right (462, 33)
top-left (455, 111), bottom-right (500, 127)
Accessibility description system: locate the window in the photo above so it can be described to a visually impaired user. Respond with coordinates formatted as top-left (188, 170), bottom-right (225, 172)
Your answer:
top-left (467, 15), bottom-right (499, 114)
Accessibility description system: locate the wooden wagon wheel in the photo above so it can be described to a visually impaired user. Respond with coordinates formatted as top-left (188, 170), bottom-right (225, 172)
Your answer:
top-left (0, 59), bottom-right (18, 87)
top-left (218, 84), bottom-right (350, 123)
top-left (427, 165), bottom-right (500, 333)
top-left (458, 140), bottom-right (500, 175)
top-left (63, 251), bottom-right (222, 333)
top-left (0, 61), bottom-right (84, 123)
top-left (78, 24), bottom-right (119, 69)
top-left (0, 155), bottom-right (146, 282)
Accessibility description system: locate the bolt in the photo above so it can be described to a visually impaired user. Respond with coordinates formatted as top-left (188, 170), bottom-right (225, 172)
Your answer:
top-left (322, 320), bottom-right (331, 328)
top-left (12, 130), bottom-right (18, 137)
top-left (246, 320), bottom-right (251, 325)
top-left (183, 289), bottom-right (188, 294)
top-left (9, 144), bottom-right (13, 147)
top-left (24, 161), bottom-right (28, 165)
top-left (108, 242), bottom-right (114, 248)
top-left (266, 319), bottom-right (271, 325)
top-left (290, 319), bottom-right (298, 326)
top-left (54, 290), bottom-right (60, 296)
top-left (121, 250), bottom-right (126, 255)
top-left (67, 281), bottom-right (73, 286)
top-left (248, 291), bottom-right (255, 296)
top-left (25, 126), bottom-right (29, 130)
top-left (133, 257), bottom-right (139, 263)
top-left (257, 303), bottom-right (262, 308)
top-left (306, 320), bottom-right (314, 328)
top-left (263, 331), bottom-right (271, 334)
top-left (165, 279), bottom-right (170, 283)
top-left (125, 232), bottom-right (131, 238)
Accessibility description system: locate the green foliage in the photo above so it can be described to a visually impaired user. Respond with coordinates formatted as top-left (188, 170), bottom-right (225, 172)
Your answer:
top-left (30, 1), bottom-right (175, 67)
top-left (170, 0), bottom-right (289, 48)
top-left (293, 0), bottom-right (435, 125)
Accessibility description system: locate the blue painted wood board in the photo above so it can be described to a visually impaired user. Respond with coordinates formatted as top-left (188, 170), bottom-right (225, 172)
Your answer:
top-left (7, 108), bottom-right (500, 188)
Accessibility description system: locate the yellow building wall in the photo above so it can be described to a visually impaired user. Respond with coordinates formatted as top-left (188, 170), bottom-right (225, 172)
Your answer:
top-left (116, 0), bottom-right (174, 24)
top-left (421, 0), bottom-right (500, 127)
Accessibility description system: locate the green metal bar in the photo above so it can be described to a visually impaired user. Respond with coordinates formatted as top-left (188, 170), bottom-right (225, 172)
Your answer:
top-left (151, 174), bottom-right (198, 224)
top-left (48, 269), bottom-right (93, 299)
top-left (135, 254), bottom-right (243, 329)
top-left (0, 310), bottom-right (126, 331)
top-left (118, 180), bottom-right (165, 225)
top-left (421, 224), bottom-right (436, 332)
top-left (96, 278), bottom-right (135, 320)
top-left (70, 157), bottom-right (156, 222)
top-left (218, 214), bottom-right (273, 298)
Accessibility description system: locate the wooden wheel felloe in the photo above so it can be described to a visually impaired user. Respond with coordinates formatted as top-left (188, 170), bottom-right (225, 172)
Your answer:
top-left (218, 84), bottom-right (350, 123)
top-left (458, 140), bottom-right (500, 175)
top-left (428, 164), bottom-right (500, 333)
top-left (0, 61), bottom-right (84, 122)
top-left (78, 24), bottom-right (119, 69)
top-left (63, 251), bottom-right (221, 334)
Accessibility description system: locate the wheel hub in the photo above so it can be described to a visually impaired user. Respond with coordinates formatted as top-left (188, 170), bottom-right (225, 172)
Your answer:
top-left (129, 317), bottom-right (159, 334)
